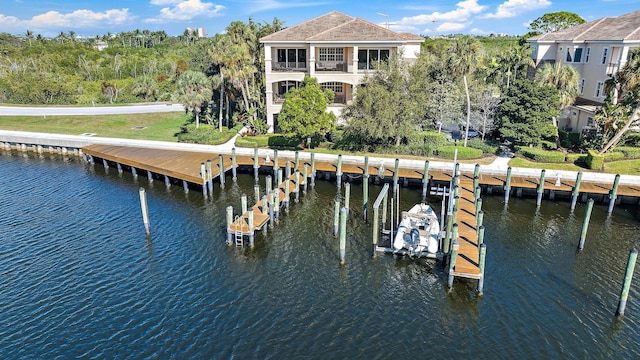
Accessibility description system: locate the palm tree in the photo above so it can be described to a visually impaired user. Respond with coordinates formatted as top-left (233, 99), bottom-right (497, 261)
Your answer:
top-left (534, 61), bottom-right (580, 134)
top-left (505, 44), bottom-right (535, 88)
top-left (598, 48), bottom-right (640, 154)
top-left (25, 30), bottom-right (34, 46)
top-left (447, 36), bottom-right (480, 147)
top-left (174, 70), bottom-right (213, 128)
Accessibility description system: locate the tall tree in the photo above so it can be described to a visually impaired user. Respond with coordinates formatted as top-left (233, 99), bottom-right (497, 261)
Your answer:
top-left (278, 76), bottom-right (335, 143)
top-left (343, 54), bottom-right (416, 148)
top-left (174, 70), bottom-right (213, 128)
top-left (447, 36), bottom-right (480, 146)
top-left (598, 48), bottom-right (640, 154)
top-left (497, 79), bottom-right (560, 147)
top-left (529, 11), bottom-right (586, 34)
top-left (534, 61), bottom-right (580, 145)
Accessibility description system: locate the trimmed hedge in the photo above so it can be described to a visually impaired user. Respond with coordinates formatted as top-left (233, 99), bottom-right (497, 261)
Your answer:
top-left (603, 151), bottom-right (625, 161)
top-left (177, 124), bottom-right (236, 145)
top-left (466, 138), bottom-right (500, 155)
top-left (421, 131), bottom-right (449, 148)
top-left (517, 147), bottom-right (566, 163)
top-left (566, 153), bottom-right (587, 165)
top-left (436, 145), bottom-right (482, 159)
top-left (234, 136), bottom-right (257, 148)
top-left (586, 149), bottom-right (604, 170)
top-left (559, 130), bottom-right (580, 148)
top-left (616, 147), bottom-right (640, 159)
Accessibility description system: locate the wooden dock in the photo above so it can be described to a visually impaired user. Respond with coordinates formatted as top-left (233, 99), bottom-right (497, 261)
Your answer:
top-left (449, 179), bottom-right (482, 280)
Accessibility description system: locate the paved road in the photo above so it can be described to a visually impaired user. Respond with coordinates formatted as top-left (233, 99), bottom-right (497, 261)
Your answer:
top-left (0, 104), bottom-right (185, 116)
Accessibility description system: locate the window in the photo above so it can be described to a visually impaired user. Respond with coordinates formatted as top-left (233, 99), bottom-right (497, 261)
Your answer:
top-left (277, 80), bottom-right (299, 95)
top-left (601, 48), bottom-right (608, 65)
top-left (580, 79), bottom-right (585, 95)
top-left (595, 81), bottom-right (603, 97)
top-left (318, 48), bottom-right (344, 62)
top-left (585, 47), bottom-right (591, 63)
top-left (586, 117), bottom-right (594, 127)
top-left (566, 47), bottom-right (584, 63)
top-left (320, 82), bottom-right (343, 93)
top-left (358, 49), bottom-right (391, 70)
top-left (276, 48), bottom-right (306, 68)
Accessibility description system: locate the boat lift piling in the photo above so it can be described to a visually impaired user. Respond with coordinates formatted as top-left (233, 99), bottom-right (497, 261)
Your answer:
top-left (536, 169), bottom-right (546, 207)
top-left (608, 174), bottom-right (621, 214)
top-left (616, 248), bottom-right (638, 317)
top-left (339, 207), bottom-right (347, 265)
top-left (371, 183), bottom-right (389, 256)
top-left (578, 198), bottom-right (594, 250)
top-left (571, 172), bottom-right (583, 211)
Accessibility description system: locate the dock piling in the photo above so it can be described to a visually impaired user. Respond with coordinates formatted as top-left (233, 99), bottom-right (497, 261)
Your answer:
top-left (578, 198), bottom-right (594, 250)
top-left (334, 197), bottom-right (340, 237)
top-left (339, 207), bottom-right (347, 265)
top-left (336, 154), bottom-right (343, 188)
top-left (504, 166), bottom-right (512, 204)
top-left (295, 170), bottom-right (300, 203)
top-left (254, 184), bottom-right (260, 203)
top-left (447, 238), bottom-right (459, 289)
top-left (266, 175), bottom-right (272, 194)
top-left (206, 160), bottom-right (213, 194)
top-left (344, 182), bottom-right (350, 215)
top-left (164, 175), bottom-right (170, 188)
top-left (422, 160), bottom-right (430, 199)
top-left (241, 193), bottom-right (247, 214)
top-left (608, 174), bottom-right (621, 214)
top-left (310, 152), bottom-right (316, 188)
top-left (253, 148), bottom-right (259, 182)
top-left (226, 206), bottom-right (233, 245)
top-left (248, 208), bottom-right (255, 247)
top-left (231, 148), bottom-right (237, 181)
top-left (537, 169), bottom-right (546, 207)
top-left (363, 176), bottom-right (369, 221)
top-left (393, 158), bottom-right (399, 192)
top-left (571, 172), bottom-right (583, 211)
top-left (218, 154), bottom-right (225, 189)
top-left (477, 243), bottom-right (487, 295)
top-left (616, 248), bottom-right (638, 317)
top-left (200, 162), bottom-right (207, 196)
top-left (139, 188), bottom-right (151, 236)
top-left (478, 225), bottom-right (485, 245)
top-left (303, 163), bottom-right (309, 193)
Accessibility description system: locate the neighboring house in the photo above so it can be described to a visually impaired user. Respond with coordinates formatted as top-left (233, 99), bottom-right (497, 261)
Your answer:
top-left (93, 41), bottom-right (108, 51)
top-left (259, 11), bottom-right (424, 133)
top-left (527, 9), bottom-right (640, 136)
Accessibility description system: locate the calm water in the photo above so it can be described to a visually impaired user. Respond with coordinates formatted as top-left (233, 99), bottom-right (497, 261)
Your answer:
top-left (1, 149), bottom-right (640, 359)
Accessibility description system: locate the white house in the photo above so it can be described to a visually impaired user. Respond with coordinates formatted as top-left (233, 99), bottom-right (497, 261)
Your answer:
top-left (527, 10), bottom-right (640, 135)
top-left (259, 11), bottom-right (424, 133)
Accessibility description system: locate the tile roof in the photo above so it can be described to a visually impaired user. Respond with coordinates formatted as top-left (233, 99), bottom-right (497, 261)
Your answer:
top-left (260, 11), bottom-right (424, 43)
top-left (529, 9), bottom-right (640, 42)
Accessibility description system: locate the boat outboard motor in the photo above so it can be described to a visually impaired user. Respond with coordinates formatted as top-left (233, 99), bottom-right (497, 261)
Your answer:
top-left (393, 225), bottom-right (407, 250)
top-left (410, 228), bottom-right (421, 252)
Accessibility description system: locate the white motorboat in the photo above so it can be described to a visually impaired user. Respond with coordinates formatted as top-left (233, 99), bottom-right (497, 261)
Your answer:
top-left (392, 203), bottom-right (440, 255)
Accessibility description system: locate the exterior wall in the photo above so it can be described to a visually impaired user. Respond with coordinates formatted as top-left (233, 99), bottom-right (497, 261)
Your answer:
top-left (263, 40), bottom-right (419, 133)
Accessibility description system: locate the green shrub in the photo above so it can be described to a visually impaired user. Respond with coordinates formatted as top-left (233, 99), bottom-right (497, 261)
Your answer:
top-left (421, 131), bottom-right (449, 148)
top-left (540, 140), bottom-right (557, 150)
top-left (436, 145), bottom-right (482, 159)
top-left (603, 151), bottom-right (625, 161)
top-left (267, 134), bottom-right (301, 148)
top-left (565, 153), bottom-right (587, 165)
top-left (375, 144), bottom-right (434, 156)
top-left (234, 136), bottom-right (257, 148)
top-left (622, 133), bottom-right (640, 147)
top-left (615, 147), bottom-right (640, 159)
top-left (466, 138), bottom-right (500, 155)
top-left (177, 124), bottom-right (235, 145)
top-left (586, 149), bottom-right (604, 170)
top-left (559, 130), bottom-right (580, 148)
top-left (517, 147), bottom-right (566, 162)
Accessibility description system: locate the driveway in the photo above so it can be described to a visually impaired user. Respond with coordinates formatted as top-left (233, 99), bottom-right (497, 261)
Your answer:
top-left (0, 104), bottom-right (185, 116)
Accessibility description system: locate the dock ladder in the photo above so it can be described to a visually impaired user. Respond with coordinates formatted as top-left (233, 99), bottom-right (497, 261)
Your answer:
top-left (234, 215), bottom-right (244, 247)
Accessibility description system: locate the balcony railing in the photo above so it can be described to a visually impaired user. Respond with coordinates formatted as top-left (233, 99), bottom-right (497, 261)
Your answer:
top-left (272, 62), bottom-right (307, 71)
top-left (315, 61), bottom-right (347, 72)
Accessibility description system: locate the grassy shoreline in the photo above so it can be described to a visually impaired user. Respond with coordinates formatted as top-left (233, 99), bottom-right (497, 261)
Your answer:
top-left (1, 112), bottom-right (639, 175)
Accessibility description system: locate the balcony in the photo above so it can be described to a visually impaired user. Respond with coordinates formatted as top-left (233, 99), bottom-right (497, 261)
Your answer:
top-left (272, 62), bottom-right (307, 72)
top-left (315, 61), bottom-right (347, 72)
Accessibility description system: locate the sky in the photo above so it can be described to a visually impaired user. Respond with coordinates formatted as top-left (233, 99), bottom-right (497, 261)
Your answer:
top-left (0, 0), bottom-right (638, 38)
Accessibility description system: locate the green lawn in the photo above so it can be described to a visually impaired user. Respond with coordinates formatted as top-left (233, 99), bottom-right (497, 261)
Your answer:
top-left (0, 113), bottom-right (190, 142)
top-left (509, 156), bottom-right (640, 176)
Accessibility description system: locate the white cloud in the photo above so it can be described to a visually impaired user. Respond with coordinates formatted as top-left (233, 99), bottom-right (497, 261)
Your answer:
top-left (145, 0), bottom-right (224, 23)
top-left (241, 0), bottom-right (330, 13)
top-left (0, 8), bottom-right (135, 34)
top-left (438, 22), bottom-right (471, 32)
top-left (484, 0), bottom-right (551, 19)
top-left (397, 0), bottom-right (487, 25)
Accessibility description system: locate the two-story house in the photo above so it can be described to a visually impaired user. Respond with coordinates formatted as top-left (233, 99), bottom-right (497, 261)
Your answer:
top-left (259, 11), bottom-right (424, 133)
top-left (527, 10), bottom-right (640, 136)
